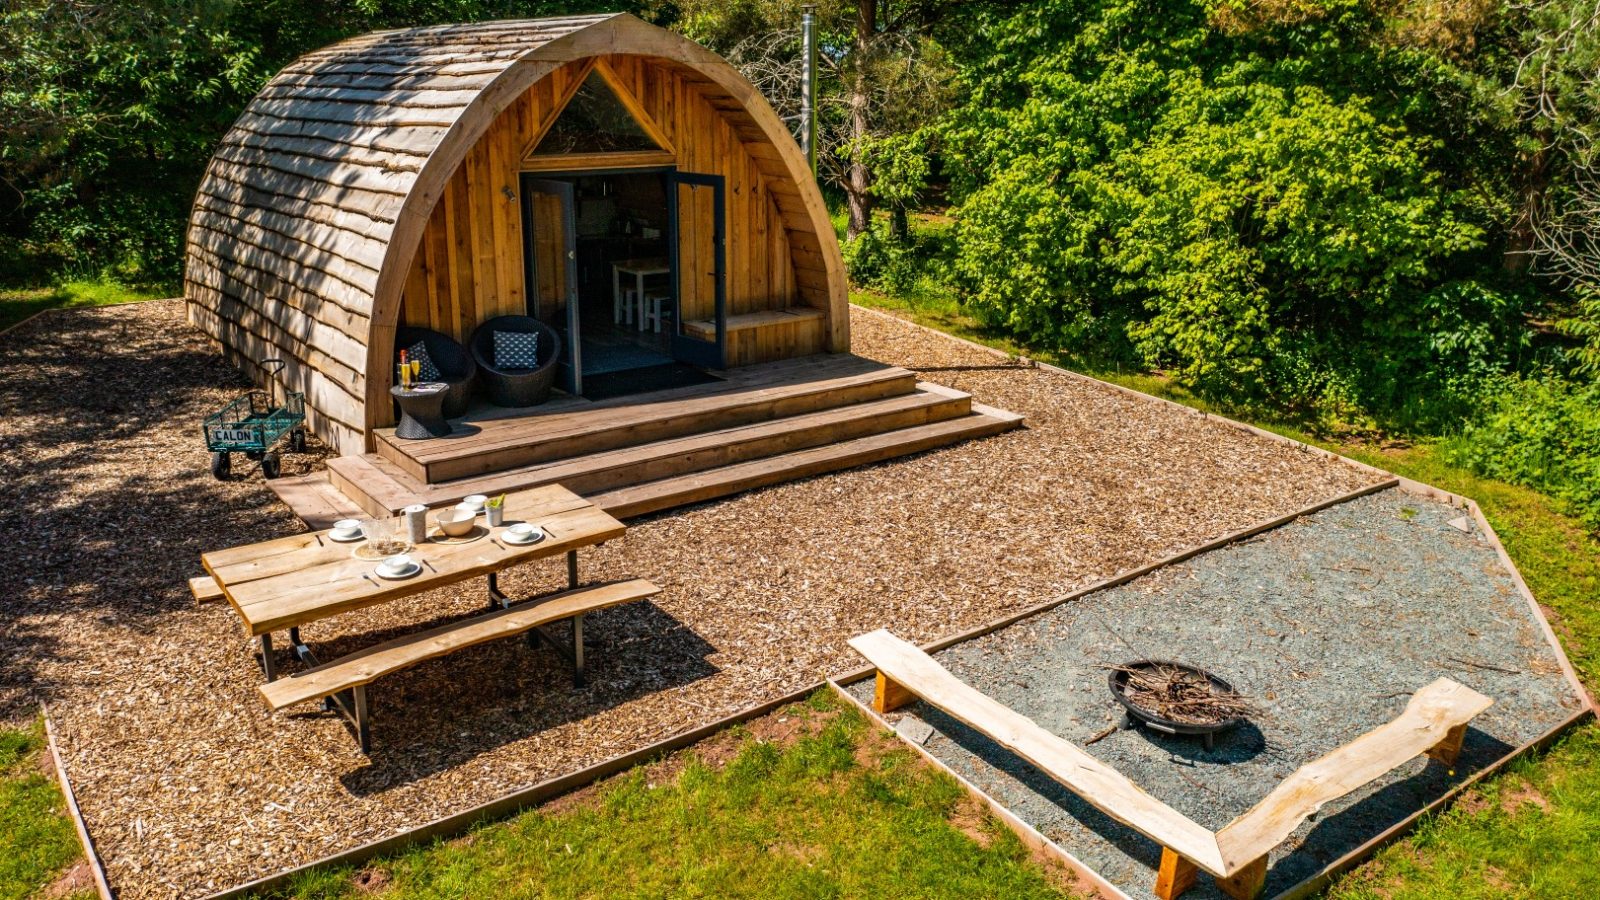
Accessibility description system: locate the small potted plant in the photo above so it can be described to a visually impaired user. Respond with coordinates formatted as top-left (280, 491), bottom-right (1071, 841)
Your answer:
top-left (485, 493), bottom-right (506, 527)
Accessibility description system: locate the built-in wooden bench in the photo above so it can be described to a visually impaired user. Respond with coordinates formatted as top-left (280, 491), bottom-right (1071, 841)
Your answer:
top-left (848, 629), bottom-right (1492, 900)
top-left (261, 579), bottom-right (660, 752)
top-left (683, 307), bottom-right (826, 367)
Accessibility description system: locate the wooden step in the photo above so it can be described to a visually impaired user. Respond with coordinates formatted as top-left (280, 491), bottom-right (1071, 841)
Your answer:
top-left (326, 453), bottom-right (416, 518)
top-left (377, 358), bottom-right (920, 483)
top-left (260, 579), bottom-right (662, 710)
top-left (590, 405), bottom-right (1025, 519)
top-left (266, 471), bottom-right (366, 529)
top-left (328, 384), bottom-right (976, 517)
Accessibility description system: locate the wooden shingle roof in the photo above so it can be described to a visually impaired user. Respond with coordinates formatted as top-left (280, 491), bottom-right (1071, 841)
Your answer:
top-left (185, 15), bottom-right (614, 448)
top-left (185, 13), bottom-right (844, 453)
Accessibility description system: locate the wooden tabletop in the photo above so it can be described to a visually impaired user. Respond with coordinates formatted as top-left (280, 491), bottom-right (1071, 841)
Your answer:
top-left (203, 485), bottom-right (625, 637)
top-left (612, 257), bottom-right (670, 275)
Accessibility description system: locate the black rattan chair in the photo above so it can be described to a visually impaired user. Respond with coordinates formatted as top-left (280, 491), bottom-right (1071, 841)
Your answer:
top-left (469, 316), bottom-right (561, 408)
top-left (395, 327), bottom-right (477, 418)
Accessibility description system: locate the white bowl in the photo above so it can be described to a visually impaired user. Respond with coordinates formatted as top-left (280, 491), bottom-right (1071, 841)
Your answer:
top-left (379, 553), bottom-right (414, 574)
top-left (460, 494), bottom-right (488, 511)
top-left (332, 518), bottom-right (362, 536)
top-left (436, 507), bottom-right (477, 537)
top-left (505, 523), bottom-right (544, 543)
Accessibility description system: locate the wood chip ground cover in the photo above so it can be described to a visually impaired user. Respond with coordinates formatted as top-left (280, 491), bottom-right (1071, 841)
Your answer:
top-left (0, 301), bottom-right (1382, 897)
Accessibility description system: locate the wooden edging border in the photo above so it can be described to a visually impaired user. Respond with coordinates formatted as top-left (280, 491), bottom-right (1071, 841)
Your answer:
top-left (41, 705), bottom-right (114, 900)
top-left (0, 307), bottom-right (57, 339)
top-left (202, 683), bottom-right (822, 899)
top-left (0, 295), bottom-right (181, 341)
top-left (827, 477), bottom-right (1400, 690)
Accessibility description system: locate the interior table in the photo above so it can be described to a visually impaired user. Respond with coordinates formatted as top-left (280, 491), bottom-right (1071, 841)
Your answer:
top-left (201, 484), bottom-right (626, 681)
top-left (611, 257), bottom-right (670, 328)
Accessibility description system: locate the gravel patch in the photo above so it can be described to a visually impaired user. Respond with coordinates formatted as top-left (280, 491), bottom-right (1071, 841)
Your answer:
top-left (847, 488), bottom-right (1586, 899)
top-left (0, 300), bottom-right (1383, 897)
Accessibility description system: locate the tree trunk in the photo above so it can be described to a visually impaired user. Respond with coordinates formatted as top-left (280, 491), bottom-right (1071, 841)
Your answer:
top-left (1504, 135), bottom-right (1550, 274)
top-left (889, 203), bottom-right (909, 240)
top-left (845, 0), bottom-right (876, 240)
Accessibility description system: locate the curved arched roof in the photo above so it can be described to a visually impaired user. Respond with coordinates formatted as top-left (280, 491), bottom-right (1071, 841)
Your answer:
top-left (185, 13), bottom-right (845, 452)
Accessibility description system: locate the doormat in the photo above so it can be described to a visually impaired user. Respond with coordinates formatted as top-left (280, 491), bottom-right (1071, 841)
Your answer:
top-left (582, 363), bottom-right (721, 400)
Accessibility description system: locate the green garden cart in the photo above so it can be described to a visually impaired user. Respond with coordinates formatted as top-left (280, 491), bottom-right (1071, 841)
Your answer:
top-left (203, 359), bottom-right (307, 480)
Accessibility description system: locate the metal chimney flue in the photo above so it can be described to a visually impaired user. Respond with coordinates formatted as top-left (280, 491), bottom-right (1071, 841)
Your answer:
top-left (801, 5), bottom-right (818, 177)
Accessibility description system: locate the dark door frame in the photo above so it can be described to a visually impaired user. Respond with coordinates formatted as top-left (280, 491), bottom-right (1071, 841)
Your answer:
top-left (518, 166), bottom-right (728, 389)
top-left (520, 175), bottom-right (581, 394)
top-left (666, 171), bottom-right (727, 369)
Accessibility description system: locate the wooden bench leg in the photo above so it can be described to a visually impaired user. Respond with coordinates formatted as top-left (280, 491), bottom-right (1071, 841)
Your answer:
top-left (572, 613), bottom-right (585, 688)
top-left (1216, 855), bottom-right (1267, 900)
top-left (1425, 722), bottom-right (1469, 767)
top-left (1155, 848), bottom-right (1198, 900)
top-left (873, 672), bottom-right (915, 713)
top-left (353, 685), bottom-right (371, 755)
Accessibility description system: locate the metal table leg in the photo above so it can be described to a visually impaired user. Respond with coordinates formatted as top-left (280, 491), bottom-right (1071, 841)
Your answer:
top-left (259, 633), bottom-right (277, 681)
top-left (567, 550), bottom-right (578, 589)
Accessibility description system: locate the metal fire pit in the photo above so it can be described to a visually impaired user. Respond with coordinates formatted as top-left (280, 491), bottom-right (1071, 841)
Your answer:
top-left (1108, 659), bottom-right (1245, 750)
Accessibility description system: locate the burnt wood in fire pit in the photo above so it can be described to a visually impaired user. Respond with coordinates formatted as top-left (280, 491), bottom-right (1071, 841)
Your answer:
top-left (1109, 660), bottom-right (1247, 750)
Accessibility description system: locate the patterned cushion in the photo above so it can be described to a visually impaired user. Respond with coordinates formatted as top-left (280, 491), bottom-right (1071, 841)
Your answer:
top-left (405, 340), bottom-right (441, 381)
top-left (494, 330), bottom-right (539, 369)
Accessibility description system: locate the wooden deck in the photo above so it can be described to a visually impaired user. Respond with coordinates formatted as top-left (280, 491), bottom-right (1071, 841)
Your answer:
top-left (327, 354), bottom-right (1022, 518)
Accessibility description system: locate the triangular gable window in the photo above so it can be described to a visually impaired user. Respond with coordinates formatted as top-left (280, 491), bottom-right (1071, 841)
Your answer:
top-left (533, 70), bottom-right (663, 155)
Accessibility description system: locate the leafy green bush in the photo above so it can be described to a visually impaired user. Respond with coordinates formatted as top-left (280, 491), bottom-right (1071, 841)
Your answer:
top-left (1449, 376), bottom-right (1600, 531)
top-left (844, 215), bottom-right (956, 297)
top-left (937, 0), bottom-right (1539, 433)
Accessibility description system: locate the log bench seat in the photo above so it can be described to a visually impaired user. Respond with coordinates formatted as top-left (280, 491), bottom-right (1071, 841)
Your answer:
top-left (261, 578), bottom-right (661, 752)
top-left (848, 629), bottom-right (1493, 900)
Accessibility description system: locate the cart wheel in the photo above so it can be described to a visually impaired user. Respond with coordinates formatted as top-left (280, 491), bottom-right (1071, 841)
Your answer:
top-left (261, 452), bottom-right (281, 480)
top-left (210, 452), bottom-right (231, 481)
top-left (289, 428), bottom-right (307, 454)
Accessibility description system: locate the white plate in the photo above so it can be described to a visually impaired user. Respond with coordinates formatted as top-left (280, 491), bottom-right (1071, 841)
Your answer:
top-left (375, 561), bottom-right (422, 580)
top-left (329, 530), bottom-right (364, 543)
top-left (502, 527), bottom-right (545, 545)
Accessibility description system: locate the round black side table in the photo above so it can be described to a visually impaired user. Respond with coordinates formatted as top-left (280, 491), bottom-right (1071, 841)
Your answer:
top-left (391, 383), bottom-right (452, 439)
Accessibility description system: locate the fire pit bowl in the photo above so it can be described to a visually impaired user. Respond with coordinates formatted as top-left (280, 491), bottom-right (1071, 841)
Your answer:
top-left (1108, 660), bottom-right (1247, 750)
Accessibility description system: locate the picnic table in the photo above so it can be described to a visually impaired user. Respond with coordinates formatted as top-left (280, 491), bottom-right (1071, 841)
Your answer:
top-left (201, 484), bottom-right (658, 752)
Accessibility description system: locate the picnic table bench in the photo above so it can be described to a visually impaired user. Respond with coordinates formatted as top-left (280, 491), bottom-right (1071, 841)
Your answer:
top-left (202, 484), bottom-right (657, 752)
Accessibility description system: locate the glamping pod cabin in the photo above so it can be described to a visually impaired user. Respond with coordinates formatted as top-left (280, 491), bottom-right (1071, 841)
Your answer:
top-left (186, 14), bottom-right (1019, 517)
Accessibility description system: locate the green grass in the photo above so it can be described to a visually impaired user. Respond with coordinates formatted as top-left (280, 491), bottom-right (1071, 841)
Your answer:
top-left (271, 692), bottom-right (1077, 899)
top-left (0, 720), bottom-right (86, 900)
top-left (0, 279), bottom-right (173, 332)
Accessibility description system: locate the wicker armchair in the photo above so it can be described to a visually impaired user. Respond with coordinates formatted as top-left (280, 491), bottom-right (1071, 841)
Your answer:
top-left (469, 316), bottom-right (562, 408)
top-left (395, 327), bottom-right (477, 418)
